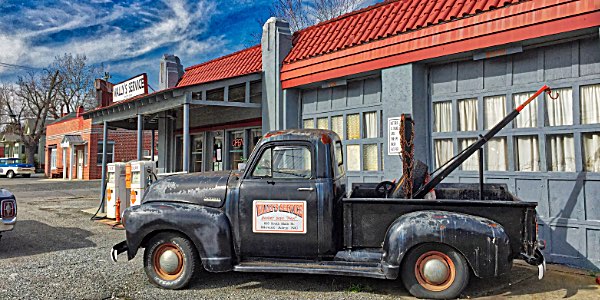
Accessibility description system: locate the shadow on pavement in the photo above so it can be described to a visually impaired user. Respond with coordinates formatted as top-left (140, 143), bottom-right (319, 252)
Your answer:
top-left (0, 220), bottom-right (96, 259)
top-left (185, 264), bottom-right (597, 298)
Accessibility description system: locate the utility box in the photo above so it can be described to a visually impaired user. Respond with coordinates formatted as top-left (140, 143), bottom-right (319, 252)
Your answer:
top-left (106, 162), bottom-right (128, 219)
top-left (129, 161), bottom-right (156, 207)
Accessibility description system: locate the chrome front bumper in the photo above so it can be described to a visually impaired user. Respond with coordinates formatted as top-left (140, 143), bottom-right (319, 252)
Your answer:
top-left (0, 217), bottom-right (16, 232)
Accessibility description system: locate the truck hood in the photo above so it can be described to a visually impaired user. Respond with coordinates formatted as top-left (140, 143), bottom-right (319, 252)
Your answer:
top-left (142, 171), bottom-right (232, 208)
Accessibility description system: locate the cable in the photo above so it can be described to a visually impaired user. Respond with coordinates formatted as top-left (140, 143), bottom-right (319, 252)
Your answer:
top-left (0, 62), bottom-right (37, 70)
top-left (90, 178), bottom-right (109, 221)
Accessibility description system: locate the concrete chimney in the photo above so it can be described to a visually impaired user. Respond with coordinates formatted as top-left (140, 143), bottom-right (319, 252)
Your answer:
top-left (159, 54), bottom-right (184, 90)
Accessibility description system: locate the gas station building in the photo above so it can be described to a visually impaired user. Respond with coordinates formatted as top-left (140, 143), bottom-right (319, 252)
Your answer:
top-left (83, 0), bottom-right (600, 270)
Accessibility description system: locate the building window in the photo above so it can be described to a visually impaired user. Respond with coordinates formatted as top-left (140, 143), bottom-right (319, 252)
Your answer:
top-left (547, 134), bottom-right (575, 172)
top-left (514, 92), bottom-right (537, 128)
top-left (459, 138), bottom-right (478, 171)
top-left (50, 148), bottom-right (57, 170)
top-left (331, 115), bottom-right (343, 139)
top-left (433, 101), bottom-right (452, 132)
top-left (581, 84), bottom-right (600, 124)
top-left (228, 83), bottom-right (245, 102)
top-left (363, 111), bottom-right (378, 138)
top-left (484, 95), bottom-right (506, 129)
top-left (546, 87), bottom-right (573, 126)
top-left (303, 119), bottom-right (315, 129)
top-left (347, 114), bottom-right (360, 139)
top-left (515, 136), bottom-right (540, 171)
top-left (434, 139), bottom-right (453, 169)
top-left (229, 130), bottom-right (245, 170)
top-left (207, 87), bottom-right (225, 101)
top-left (250, 81), bottom-right (262, 104)
top-left (458, 98), bottom-right (478, 131)
top-left (97, 141), bottom-right (114, 165)
top-left (363, 144), bottom-right (378, 171)
top-left (191, 134), bottom-right (204, 173)
top-left (346, 145), bottom-right (360, 171)
top-left (583, 132), bottom-right (600, 172)
top-left (486, 137), bottom-right (507, 171)
top-left (249, 128), bottom-right (262, 154)
top-left (317, 117), bottom-right (328, 130)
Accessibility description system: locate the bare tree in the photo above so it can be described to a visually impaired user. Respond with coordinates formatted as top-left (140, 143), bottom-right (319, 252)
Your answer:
top-left (270, 0), bottom-right (368, 32)
top-left (53, 53), bottom-right (102, 114)
top-left (0, 70), bottom-right (61, 164)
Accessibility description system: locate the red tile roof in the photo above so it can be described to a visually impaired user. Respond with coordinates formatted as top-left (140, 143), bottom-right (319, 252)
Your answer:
top-left (284, 0), bottom-right (526, 64)
top-left (177, 45), bottom-right (262, 88)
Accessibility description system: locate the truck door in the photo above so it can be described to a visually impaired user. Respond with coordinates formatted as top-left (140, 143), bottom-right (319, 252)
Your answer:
top-left (238, 142), bottom-right (318, 259)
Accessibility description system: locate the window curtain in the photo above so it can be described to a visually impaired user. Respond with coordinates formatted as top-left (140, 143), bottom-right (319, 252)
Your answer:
top-left (546, 88), bottom-right (573, 126)
top-left (434, 102), bottom-right (452, 132)
top-left (347, 114), bottom-right (360, 139)
top-left (363, 144), bottom-right (378, 171)
top-left (303, 119), bottom-right (314, 129)
top-left (516, 136), bottom-right (539, 171)
top-left (346, 145), bottom-right (360, 171)
top-left (458, 99), bottom-right (478, 131)
top-left (548, 135), bottom-right (575, 171)
top-left (331, 116), bottom-right (344, 139)
top-left (581, 84), bottom-right (600, 124)
top-left (583, 133), bottom-right (600, 172)
top-left (514, 92), bottom-right (537, 128)
top-left (459, 138), bottom-right (478, 171)
top-left (317, 117), bottom-right (328, 130)
top-left (364, 112), bottom-right (378, 138)
top-left (486, 137), bottom-right (507, 171)
top-left (434, 139), bottom-right (453, 169)
top-left (484, 95), bottom-right (506, 129)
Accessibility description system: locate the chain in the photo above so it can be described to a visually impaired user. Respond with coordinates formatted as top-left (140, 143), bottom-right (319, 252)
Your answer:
top-left (400, 115), bottom-right (415, 198)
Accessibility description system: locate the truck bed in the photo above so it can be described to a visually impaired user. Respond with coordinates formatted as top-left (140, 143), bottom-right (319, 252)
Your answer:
top-left (343, 183), bottom-right (537, 258)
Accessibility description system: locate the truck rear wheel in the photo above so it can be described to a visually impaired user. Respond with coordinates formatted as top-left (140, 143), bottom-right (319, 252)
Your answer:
top-left (401, 243), bottom-right (470, 299)
top-left (143, 233), bottom-right (200, 289)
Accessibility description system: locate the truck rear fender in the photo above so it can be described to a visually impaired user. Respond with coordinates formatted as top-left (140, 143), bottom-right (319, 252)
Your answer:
top-left (124, 202), bottom-right (234, 272)
top-left (382, 210), bottom-right (512, 278)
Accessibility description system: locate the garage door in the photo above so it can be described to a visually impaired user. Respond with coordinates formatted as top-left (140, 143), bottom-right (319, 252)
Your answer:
top-left (428, 37), bottom-right (600, 270)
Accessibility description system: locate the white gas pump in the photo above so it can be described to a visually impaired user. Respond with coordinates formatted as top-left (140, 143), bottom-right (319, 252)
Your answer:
top-left (129, 161), bottom-right (156, 207)
top-left (106, 162), bottom-right (128, 219)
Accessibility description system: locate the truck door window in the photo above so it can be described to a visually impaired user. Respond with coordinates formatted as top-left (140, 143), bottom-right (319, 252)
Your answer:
top-left (335, 141), bottom-right (344, 175)
top-left (251, 145), bottom-right (312, 179)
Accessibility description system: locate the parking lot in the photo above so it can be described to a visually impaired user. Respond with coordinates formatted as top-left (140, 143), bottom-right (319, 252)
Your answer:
top-left (0, 176), bottom-right (598, 299)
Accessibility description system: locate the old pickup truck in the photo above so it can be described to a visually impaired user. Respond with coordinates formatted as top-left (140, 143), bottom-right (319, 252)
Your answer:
top-left (112, 128), bottom-right (546, 299)
top-left (0, 189), bottom-right (17, 240)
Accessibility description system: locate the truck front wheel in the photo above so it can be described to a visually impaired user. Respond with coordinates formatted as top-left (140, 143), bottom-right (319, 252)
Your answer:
top-left (401, 243), bottom-right (470, 299)
top-left (143, 233), bottom-right (201, 289)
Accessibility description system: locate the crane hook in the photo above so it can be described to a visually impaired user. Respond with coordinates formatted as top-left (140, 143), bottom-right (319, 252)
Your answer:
top-left (546, 88), bottom-right (560, 100)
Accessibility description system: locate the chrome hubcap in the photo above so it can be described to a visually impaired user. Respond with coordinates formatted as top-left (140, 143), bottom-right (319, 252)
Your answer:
top-left (159, 250), bottom-right (180, 274)
top-left (422, 258), bottom-right (450, 284)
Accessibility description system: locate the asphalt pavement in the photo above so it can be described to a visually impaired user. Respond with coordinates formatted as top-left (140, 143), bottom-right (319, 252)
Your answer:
top-left (0, 175), bottom-right (598, 299)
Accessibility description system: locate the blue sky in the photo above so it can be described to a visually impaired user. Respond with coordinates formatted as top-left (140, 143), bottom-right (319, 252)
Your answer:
top-left (0, 0), bottom-right (274, 88)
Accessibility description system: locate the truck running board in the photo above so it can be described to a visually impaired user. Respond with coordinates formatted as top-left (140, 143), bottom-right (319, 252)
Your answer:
top-left (234, 260), bottom-right (387, 279)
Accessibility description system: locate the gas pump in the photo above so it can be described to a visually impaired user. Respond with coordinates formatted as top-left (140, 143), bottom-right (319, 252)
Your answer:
top-left (106, 162), bottom-right (128, 219)
top-left (129, 161), bottom-right (156, 207)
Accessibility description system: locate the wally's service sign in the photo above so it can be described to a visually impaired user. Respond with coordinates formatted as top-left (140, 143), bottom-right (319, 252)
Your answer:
top-left (253, 200), bottom-right (306, 234)
top-left (113, 74), bottom-right (148, 102)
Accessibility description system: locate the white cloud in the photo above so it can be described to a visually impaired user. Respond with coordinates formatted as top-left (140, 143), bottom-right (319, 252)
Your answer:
top-left (0, 0), bottom-right (223, 81)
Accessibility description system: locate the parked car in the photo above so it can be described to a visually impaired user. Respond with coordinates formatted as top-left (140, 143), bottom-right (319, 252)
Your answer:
top-left (111, 129), bottom-right (545, 299)
top-left (0, 189), bottom-right (17, 240)
top-left (0, 158), bottom-right (35, 178)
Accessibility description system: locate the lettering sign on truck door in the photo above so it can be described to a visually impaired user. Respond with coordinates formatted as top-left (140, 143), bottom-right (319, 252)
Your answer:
top-left (238, 143), bottom-right (318, 258)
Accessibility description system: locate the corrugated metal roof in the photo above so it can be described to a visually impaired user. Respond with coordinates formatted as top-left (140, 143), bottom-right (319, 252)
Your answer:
top-left (177, 45), bottom-right (262, 88)
top-left (284, 0), bottom-right (526, 64)
top-left (61, 135), bottom-right (87, 146)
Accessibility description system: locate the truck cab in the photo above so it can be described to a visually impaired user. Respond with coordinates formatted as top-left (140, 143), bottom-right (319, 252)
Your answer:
top-left (112, 129), bottom-right (545, 299)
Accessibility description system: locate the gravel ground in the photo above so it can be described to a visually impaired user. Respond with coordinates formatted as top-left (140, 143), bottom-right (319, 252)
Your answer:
top-left (0, 175), bottom-right (598, 299)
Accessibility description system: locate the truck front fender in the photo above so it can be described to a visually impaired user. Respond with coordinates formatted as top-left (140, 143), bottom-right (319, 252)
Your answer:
top-left (123, 202), bottom-right (234, 272)
top-left (382, 210), bottom-right (511, 278)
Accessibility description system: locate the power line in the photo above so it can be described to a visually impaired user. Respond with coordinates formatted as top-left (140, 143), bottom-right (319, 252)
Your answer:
top-left (0, 62), bottom-right (37, 70)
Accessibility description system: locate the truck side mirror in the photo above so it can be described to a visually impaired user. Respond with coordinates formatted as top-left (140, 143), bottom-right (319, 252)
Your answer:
top-left (238, 163), bottom-right (247, 172)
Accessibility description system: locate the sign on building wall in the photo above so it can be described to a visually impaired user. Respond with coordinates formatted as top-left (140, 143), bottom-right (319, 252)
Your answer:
top-left (112, 74), bottom-right (148, 102)
top-left (388, 117), bottom-right (401, 155)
